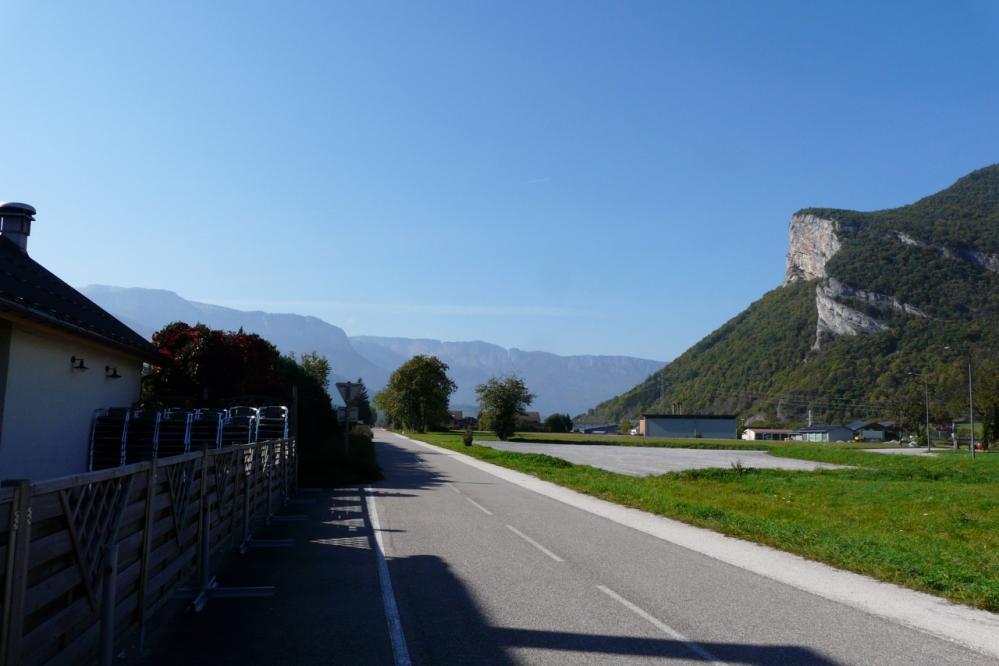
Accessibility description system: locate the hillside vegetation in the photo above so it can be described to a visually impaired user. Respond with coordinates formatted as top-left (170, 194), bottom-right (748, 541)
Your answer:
top-left (590, 164), bottom-right (999, 429)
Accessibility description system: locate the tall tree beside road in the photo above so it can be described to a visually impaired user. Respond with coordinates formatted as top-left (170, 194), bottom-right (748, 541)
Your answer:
top-left (476, 376), bottom-right (535, 440)
top-left (375, 355), bottom-right (456, 432)
top-left (350, 378), bottom-right (376, 425)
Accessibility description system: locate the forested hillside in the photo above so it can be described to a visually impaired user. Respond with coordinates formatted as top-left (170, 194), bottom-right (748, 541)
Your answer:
top-left (590, 164), bottom-right (999, 435)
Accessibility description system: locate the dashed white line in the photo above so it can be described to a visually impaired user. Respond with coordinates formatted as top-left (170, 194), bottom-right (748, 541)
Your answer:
top-left (444, 482), bottom-right (461, 494)
top-left (597, 585), bottom-right (726, 665)
top-left (505, 524), bottom-right (564, 562)
top-left (465, 496), bottom-right (494, 515)
top-left (365, 488), bottom-right (412, 666)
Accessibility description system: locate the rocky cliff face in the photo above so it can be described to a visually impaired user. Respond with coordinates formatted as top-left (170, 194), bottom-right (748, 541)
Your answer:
top-left (783, 213), bottom-right (841, 285)
top-left (813, 280), bottom-right (888, 349)
top-left (782, 215), bottom-right (929, 349)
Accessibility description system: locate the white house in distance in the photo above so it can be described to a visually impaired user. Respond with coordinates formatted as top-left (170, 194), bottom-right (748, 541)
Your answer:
top-left (742, 427), bottom-right (792, 441)
top-left (0, 202), bottom-right (160, 480)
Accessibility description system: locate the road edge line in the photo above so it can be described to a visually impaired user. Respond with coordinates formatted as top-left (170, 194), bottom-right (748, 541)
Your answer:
top-left (364, 487), bottom-right (412, 666)
top-left (386, 432), bottom-right (999, 659)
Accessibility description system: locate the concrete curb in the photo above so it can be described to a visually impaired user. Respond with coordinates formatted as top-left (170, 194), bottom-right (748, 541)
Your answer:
top-left (387, 431), bottom-right (999, 659)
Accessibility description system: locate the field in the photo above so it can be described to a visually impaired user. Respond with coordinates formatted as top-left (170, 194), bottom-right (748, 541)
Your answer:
top-left (402, 431), bottom-right (999, 612)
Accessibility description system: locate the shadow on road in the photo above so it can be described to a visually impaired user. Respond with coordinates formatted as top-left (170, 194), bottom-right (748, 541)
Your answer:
top-left (136, 435), bottom-right (840, 665)
top-left (374, 436), bottom-right (839, 665)
top-left (387, 549), bottom-right (837, 665)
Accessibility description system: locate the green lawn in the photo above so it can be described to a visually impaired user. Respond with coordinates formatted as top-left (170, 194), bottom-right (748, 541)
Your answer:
top-left (402, 431), bottom-right (999, 612)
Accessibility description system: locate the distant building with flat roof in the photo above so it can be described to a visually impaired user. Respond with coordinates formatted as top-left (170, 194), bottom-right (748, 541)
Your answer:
top-left (639, 415), bottom-right (737, 439)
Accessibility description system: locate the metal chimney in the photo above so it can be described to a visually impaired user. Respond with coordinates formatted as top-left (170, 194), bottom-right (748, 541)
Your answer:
top-left (0, 202), bottom-right (35, 253)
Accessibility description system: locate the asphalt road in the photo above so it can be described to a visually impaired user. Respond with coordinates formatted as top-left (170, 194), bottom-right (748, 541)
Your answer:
top-left (370, 430), bottom-right (989, 665)
top-left (478, 440), bottom-right (846, 475)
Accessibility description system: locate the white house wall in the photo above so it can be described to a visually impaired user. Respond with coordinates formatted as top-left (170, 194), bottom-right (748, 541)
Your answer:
top-left (0, 325), bottom-right (142, 480)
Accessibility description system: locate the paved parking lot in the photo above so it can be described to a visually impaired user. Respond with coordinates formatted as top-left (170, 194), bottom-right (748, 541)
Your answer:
top-left (478, 441), bottom-right (846, 476)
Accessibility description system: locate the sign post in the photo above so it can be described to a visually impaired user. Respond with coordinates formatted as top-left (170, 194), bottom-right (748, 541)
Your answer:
top-left (336, 382), bottom-right (365, 453)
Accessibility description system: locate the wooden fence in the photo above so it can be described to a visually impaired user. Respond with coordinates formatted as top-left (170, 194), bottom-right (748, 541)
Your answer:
top-left (0, 437), bottom-right (297, 665)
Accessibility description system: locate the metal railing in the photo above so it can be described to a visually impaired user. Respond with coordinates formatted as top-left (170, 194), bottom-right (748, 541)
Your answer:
top-left (0, 437), bottom-right (298, 665)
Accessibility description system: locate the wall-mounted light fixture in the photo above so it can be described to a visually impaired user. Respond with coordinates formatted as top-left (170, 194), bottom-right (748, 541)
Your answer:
top-left (70, 356), bottom-right (88, 371)
top-left (105, 365), bottom-right (122, 379)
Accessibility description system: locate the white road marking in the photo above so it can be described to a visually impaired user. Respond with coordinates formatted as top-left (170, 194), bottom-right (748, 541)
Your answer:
top-left (597, 585), bottom-right (727, 665)
top-left (505, 524), bottom-right (564, 562)
top-left (365, 488), bottom-right (412, 666)
top-left (465, 496), bottom-right (493, 515)
top-left (445, 482), bottom-right (461, 494)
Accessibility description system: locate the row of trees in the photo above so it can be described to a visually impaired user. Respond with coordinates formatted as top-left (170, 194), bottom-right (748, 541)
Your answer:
top-left (375, 354), bottom-right (560, 439)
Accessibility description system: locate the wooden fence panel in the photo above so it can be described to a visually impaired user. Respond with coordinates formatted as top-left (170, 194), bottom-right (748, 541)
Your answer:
top-left (0, 438), bottom-right (297, 665)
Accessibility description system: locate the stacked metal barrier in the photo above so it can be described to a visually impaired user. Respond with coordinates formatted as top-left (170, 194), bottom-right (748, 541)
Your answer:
top-left (191, 409), bottom-right (225, 449)
top-left (222, 407), bottom-right (257, 446)
top-left (88, 405), bottom-right (288, 471)
top-left (256, 405), bottom-right (289, 440)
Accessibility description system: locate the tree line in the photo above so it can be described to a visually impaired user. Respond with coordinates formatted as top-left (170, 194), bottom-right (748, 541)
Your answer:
top-left (373, 354), bottom-right (573, 438)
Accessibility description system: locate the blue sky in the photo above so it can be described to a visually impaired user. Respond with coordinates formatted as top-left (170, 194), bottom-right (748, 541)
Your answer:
top-left (2, 1), bottom-right (998, 360)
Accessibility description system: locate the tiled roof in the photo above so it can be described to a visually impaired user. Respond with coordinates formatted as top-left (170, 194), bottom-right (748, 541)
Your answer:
top-left (0, 236), bottom-right (161, 362)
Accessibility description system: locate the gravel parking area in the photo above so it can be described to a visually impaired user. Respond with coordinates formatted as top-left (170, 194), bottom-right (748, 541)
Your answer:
top-left (478, 441), bottom-right (847, 476)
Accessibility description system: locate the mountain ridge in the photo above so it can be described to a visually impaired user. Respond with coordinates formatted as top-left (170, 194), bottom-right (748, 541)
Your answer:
top-left (80, 285), bottom-right (665, 415)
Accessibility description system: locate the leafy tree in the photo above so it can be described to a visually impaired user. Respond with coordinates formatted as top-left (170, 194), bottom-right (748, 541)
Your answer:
top-left (620, 418), bottom-right (633, 434)
top-left (374, 355), bottom-right (456, 432)
top-left (144, 322), bottom-right (284, 403)
top-left (544, 413), bottom-right (573, 433)
top-left (299, 351), bottom-right (331, 390)
top-left (476, 376), bottom-right (534, 440)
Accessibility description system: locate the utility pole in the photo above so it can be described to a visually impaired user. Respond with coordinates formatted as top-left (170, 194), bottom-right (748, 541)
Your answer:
top-left (969, 359), bottom-right (976, 459)
top-left (946, 345), bottom-right (977, 458)
top-left (922, 375), bottom-right (931, 453)
top-left (907, 371), bottom-right (931, 451)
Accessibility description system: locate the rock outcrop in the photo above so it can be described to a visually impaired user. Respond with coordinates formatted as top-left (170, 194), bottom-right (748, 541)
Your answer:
top-left (783, 214), bottom-right (841, 285)
top-left (813, 282), bottom-right (887, 349)
top-left (823, 278), bottom-right (927, 318)
top-left (811, 278), bottom-right (927, 349)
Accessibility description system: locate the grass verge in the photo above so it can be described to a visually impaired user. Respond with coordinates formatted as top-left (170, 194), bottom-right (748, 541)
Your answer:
top-left (403, 431), bottom-right (999, 612)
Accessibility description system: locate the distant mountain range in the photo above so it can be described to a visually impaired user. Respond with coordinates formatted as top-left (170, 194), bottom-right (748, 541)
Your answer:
top-left (590, 164), bottom-right (999, 425)
top-left (80, 285), bottom-right (665, 416)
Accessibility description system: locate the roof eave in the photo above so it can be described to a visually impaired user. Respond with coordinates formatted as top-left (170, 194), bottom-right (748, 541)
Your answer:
top-left (0, 300), bottom-right (163, 364)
